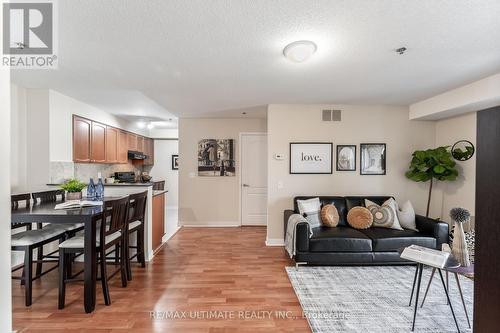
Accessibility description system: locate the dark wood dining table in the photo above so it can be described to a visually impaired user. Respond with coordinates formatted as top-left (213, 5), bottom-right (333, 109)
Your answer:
top-left (11, 197), bottom-right (122, 313)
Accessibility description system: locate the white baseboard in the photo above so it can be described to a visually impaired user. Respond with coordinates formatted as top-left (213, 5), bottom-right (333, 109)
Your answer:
top-left (182, 223), bottom-right (240, 227)
top-left (162, 226), bottom-right (181, 242)
top-left (265, 238), bottom-right (285, 246)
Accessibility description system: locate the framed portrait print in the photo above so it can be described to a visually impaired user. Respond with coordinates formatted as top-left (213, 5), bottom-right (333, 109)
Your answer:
top-left (336, 145), bottom-right (356, 171)
top-left (290, 142), bottom-right (333, 174)
top-left (360, 143), bottom-right (386, 175)
top-left (172, 154), bottom-right (179, 170)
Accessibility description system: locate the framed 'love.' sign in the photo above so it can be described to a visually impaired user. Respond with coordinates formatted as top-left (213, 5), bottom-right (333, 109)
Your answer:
top-left (290, 142), bottom-right (333, 174)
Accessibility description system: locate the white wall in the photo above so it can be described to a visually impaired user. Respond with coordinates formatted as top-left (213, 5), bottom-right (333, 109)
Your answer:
top-left (10, 85), bottom-right (27, 192)
top-left (149, 128), bottom-right (178, 139)
top-left (179, 118), bottom-right (267, 225)
top-left (26, 90), bottom-right (50, 188)
top-left (434, 112), bottom-right (477, 223)
top-left (0, 37), bottom-right (13, 330)
top-left (267, 104), bottom-right (437, 242)
top-left (150, 140), bottom-right (179, 207)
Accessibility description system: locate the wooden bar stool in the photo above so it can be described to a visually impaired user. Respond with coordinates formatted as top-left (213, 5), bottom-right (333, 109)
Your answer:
top-left (125, 191), bottom-right (148, 280)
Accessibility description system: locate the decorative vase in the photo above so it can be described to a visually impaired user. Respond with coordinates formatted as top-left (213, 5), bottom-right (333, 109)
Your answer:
top-left (66, 191), bottom-right (82, 201)
top-left (452, 222), bottom-right (470, 267)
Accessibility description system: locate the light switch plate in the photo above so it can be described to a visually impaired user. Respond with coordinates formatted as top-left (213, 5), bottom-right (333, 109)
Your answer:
top-left (274, 153), bottom-right (285, 160)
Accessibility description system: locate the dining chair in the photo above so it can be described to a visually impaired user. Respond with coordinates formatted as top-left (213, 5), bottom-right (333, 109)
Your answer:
top-left (125, 191), bottom-right (148, 280)
top-left (11, 193), bottom-right (68, 306)
top-left (31, 190), bottom-right (84, 276)
top-left (58, 196), bottom-right (130, 309)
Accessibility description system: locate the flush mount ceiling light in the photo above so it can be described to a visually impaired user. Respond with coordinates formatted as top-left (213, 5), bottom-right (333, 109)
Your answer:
top-left (283, 40), bottom-right (317, 63)
top-left (147, 123), bottom-right (154, 129)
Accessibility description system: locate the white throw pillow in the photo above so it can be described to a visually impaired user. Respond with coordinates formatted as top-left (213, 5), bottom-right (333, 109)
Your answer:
top-left (365, 198), bottom-right (403, 230)
top-left (397, 200), bottom-right (418, 231)
top-left (297, 198), bottom-right (322, 228)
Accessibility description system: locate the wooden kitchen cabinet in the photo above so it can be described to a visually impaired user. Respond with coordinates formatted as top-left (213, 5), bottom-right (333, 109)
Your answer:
top-left (72, 114), bottom-right (155, 165)
top-left (137, 136), bottom-right (144, 153)
top-left (90, 121), bottom-right (106, 163)
top-left (105, 126), bottom-right (118, 163)
top-left (128, 133), bottom-right (137, 151)
top-left (152, 193), bottom-right (166, 251)
top-left (73, 116), bottom-right (91, 162)
top-left (118, 130), bottom-right (128, 163)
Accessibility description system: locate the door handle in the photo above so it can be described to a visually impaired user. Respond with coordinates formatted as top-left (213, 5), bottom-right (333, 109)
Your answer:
top-left (242, 184), bottom-right (250, 187)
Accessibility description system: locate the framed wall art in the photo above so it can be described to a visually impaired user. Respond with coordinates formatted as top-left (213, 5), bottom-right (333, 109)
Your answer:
top-left (360, 143), bottom-right (386, 175)
top-left (290, 142), bottom-right (333, 174)
top-left (336, 145), bottom-right (356, 171)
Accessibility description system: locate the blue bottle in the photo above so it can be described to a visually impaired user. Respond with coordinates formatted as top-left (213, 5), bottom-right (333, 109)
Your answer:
top-left (87, 178), bottom-right (96, 200)
top-left (96, 173), bottom-right (104, 200)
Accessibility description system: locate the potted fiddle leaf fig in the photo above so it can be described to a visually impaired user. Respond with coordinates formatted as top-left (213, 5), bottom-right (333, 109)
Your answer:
top-left (405, 146), bottom-right (459, 217)
top-left (60, 179), bottom-right (87, 200)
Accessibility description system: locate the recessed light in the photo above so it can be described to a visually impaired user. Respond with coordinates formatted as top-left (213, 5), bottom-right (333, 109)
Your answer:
top-left (283, 40), bottom-right (317, 63)
top-left (137, 121), bottom-right (145, 129)
top-left (147, 123), bottom-right (154, 129)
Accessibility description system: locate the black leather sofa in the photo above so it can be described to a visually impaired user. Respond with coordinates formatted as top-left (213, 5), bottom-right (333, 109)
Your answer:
top-left (284, 196), bottom-right (449, 265)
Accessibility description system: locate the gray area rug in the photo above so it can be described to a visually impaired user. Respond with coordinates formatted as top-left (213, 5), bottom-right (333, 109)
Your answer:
top-left (286, 266), bottom-right (473, 333)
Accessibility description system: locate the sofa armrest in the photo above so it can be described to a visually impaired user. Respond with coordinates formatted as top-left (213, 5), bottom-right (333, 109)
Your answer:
top-left (295, 222), bottom-right (310, 252)
top-left (415, 214), bottom-right (449, 249)
top-left (284, 209), bottom-right (309, 252)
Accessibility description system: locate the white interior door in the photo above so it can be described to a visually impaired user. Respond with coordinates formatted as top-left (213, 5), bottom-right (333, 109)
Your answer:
top-left (241, 133), bottom-right (267, 226)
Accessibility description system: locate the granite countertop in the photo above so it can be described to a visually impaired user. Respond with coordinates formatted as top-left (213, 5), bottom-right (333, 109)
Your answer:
top-left (46, 182), bottom-right (155, 187)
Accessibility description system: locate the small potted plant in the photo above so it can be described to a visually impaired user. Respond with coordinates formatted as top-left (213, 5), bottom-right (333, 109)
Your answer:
top-left (60, 179), bottom-right (87, 200)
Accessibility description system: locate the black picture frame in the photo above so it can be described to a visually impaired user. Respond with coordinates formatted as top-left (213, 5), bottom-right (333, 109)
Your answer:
top-left (172, 154), bottom-right (179, 170)
top-left (360, 143), bottom-right (386, 175)
top-left (336, 145), bottom-right (357, 171)
top-left (289, 142), bottom-right (333, 174)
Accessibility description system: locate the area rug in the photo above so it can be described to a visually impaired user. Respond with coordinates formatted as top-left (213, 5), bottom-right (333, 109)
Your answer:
top-left (286, 266), bottom-right (473, 333)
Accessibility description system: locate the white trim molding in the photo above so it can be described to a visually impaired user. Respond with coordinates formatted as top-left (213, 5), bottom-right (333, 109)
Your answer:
top-left (182, 223), bottom-right (240, 228)
top-left (265, 238), bottom-right (285, 246)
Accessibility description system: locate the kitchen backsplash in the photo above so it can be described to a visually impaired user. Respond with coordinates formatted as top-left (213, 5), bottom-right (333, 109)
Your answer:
top-left (50, 161), bottom-right (144, 183)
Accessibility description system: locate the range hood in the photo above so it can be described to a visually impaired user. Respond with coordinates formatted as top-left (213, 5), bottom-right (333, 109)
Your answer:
top-left (128, 150), bottom-right (147, 160)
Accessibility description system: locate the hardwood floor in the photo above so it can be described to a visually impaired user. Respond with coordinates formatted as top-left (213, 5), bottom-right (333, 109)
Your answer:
top-left (13, 227), bottom-right (310, 332)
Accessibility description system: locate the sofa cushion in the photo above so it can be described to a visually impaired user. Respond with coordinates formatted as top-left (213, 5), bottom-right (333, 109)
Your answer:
top-left (309, 226), bottom-right (372, 252)
top-left (294, 196), bottom-right (347, 226)
top-left (359, 227), bottom-right (436, 252)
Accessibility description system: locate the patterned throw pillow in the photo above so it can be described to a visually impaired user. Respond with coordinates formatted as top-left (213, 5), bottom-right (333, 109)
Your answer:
top-left (321, 204), bottom-right (339, 227)
top-left (365, 198), bottom-right (403, 230)
top-left (297, 198), bottom-right (321, 228)
top-left (347, 206), bottom-right (373, 229)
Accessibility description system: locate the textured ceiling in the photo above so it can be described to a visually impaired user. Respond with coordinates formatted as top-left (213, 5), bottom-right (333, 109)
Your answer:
top-left (11, 0), bottom-right (500, 120)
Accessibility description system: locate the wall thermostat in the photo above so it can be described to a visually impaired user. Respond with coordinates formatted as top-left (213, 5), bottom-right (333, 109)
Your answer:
top-left (274, 153), bottom-right (285, 160)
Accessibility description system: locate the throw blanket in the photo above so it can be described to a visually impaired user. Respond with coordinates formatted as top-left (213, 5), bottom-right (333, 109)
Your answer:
top-left (285, 214), bottom-right (313, 258)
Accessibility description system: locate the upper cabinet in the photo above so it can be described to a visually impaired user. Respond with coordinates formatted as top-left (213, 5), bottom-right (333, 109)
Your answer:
top-left (73, 116), bottom-right (91, 162)
top-left (137, 136), bottom-right (144, 153)
top-left (90, 121), bottom-right (106, 163)
top-left (118, 130), bottom-right (128, 163)
top-left (128, 133), bottom-right (137, 151)
top-left (72, 115), bottom-right (154, 165)
top-left (106, 126), bottom-right (118, 163)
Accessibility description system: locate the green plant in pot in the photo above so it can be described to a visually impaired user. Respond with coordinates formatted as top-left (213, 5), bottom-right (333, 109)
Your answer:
top-left (60, 179), bottom-right (87, 200)
top-left (405, 146), bottom-right (459, 217)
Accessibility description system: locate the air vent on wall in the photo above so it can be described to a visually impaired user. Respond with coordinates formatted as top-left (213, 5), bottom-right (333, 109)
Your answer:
top-left (322, 109), bottom-right (342, 122)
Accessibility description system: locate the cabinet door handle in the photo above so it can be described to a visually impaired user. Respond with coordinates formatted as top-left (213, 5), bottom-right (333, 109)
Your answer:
top-left (242, 184), bottom-right (250, 187)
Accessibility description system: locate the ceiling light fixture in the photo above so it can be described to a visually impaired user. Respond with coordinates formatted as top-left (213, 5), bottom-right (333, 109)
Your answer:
top-left (137, 121), bottom-right (145, 129)
top-left (147, 123), bottom-right (154, 129)
top-left (283, 40), bottom-right (317, 63)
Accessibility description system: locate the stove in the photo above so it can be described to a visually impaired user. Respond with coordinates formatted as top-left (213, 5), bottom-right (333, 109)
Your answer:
top-left (114, 171), bottom-right (136, 183)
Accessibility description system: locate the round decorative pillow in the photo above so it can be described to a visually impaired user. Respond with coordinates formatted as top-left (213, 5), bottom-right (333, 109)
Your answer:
top-left (347, 207), bottom-right (373, 229)
top-left (320, 204), bottom-right (339, 227)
